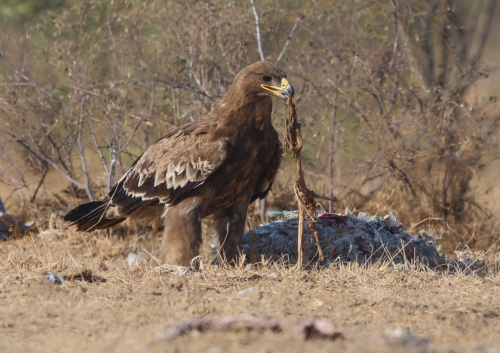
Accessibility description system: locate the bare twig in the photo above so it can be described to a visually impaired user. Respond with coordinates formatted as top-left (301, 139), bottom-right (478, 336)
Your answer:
top-left (423, 1), bottom-right (439, 85)
top-left (0, 130), bottom-right (87, 190)
top-left (107, 139), bottom-right (117, 190)
top-left (0, 57), bottom-right (66, 108)
top-left (389, 0), bottom-right (400, 72)
top-left (465, 0), bottom-right (497, 80)
top-left (0, 143), bottom-right (29, 190)
top-left (87, 116), bottom-right (110, 177)
top-left (30, 165), bottom-right (49, 203)
top-left (328, 72), bottom-right (340, 213)
top-left (117, 118), bottom-right (147, 154)
top-left (76, 94), bottom-right (93, 201)
top-left (250, 0), bottom-right (266, 61)
top-left (45, 135), bottom-right (75, 177)
top-left (276, 15), bottom-right (303, 64)
top-left (151, 80), bottom-right (218, 102)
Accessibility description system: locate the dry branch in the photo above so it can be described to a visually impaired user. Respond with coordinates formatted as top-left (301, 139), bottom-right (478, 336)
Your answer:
top-left (284, 98), bottom-right (334, 266)
top-left (275, 16), bottom-right (303, 64)
top-left (0, 57), bottom-right (66, 108)
top-left (250, 0), bottom-right (265, 61)
top-left (154, 315), bottom-right (281, 341)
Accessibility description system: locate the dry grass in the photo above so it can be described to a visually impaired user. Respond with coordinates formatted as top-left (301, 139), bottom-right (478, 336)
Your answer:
top-left (1, 2), bottom-right (500, 351)
top-left (1, 223), bottom-right (500, 353)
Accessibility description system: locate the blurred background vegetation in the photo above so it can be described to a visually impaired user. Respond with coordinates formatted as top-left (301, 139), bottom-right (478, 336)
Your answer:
top-left (0, 0), bottom-right (499, 252)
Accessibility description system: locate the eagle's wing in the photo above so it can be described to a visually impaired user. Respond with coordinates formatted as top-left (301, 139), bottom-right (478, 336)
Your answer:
top-left (112, 122), bottom-right (228, 213)
top-left (251, 140), bottom-right (282, 203)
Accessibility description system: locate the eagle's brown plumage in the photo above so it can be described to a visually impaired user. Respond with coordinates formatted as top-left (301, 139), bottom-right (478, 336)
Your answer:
top-left (64, 61), bottom-right (294, 265)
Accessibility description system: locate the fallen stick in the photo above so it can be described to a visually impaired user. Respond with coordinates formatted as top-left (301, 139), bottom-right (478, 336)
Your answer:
top-left (154, 316), bottom-right (350, 342)
top-left (153, 315), bottom-right (281, 341)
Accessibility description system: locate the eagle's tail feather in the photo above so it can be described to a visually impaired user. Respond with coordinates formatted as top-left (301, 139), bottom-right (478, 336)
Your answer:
top-left (64, 199), bottom-right (126, 232)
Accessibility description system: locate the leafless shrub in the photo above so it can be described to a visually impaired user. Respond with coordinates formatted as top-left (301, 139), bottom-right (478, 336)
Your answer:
top-left (0, 0), bottom-right (498, 251)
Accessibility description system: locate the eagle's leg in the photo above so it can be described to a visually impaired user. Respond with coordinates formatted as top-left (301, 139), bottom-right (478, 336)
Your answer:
top-left (216, 203), bottom-right (248, 264)
top-left (160, 198), bottom-right (203, 266)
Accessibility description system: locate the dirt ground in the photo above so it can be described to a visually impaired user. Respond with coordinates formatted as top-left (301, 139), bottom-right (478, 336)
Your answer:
top-left (1, 226), bottom-right (499, 353)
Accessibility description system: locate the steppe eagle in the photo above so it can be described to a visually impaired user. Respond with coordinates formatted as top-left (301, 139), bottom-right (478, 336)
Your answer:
top-left (64, 61), bottom-right (294, 266)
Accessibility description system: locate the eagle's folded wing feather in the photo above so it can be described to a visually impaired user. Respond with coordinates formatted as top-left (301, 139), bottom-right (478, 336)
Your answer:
top-left (115, 123), bottom-right (228, 208)
top-left (251, 141), bottom-right (282, 202)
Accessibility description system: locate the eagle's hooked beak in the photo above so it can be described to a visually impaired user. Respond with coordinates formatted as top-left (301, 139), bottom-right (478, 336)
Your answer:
top-left (262, 78), bottom-right (294, 100)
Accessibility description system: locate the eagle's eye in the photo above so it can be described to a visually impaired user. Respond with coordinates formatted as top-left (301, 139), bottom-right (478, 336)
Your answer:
top-left (262, 74), bottom-right (273, 82)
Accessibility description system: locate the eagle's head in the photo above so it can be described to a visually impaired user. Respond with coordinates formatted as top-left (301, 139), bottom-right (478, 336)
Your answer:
top-left (233, 61), bottom-right (294, 101)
